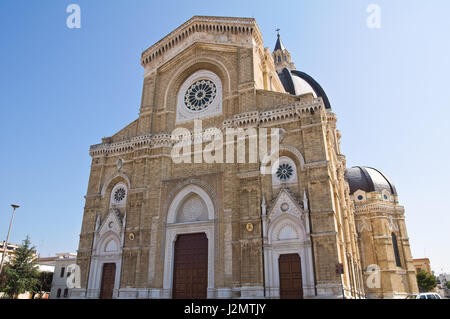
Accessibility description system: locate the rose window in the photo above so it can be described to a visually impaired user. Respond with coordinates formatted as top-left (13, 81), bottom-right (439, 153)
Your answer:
top-left (114, 188), bottom-right (126, 202)
top-left (184, 79), bottom-right (217, 111)
top-left (276, 163), bottom-right (294, 181)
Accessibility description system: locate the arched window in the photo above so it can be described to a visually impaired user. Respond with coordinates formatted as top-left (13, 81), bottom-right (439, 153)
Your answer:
top-left (63, 288), bottom-right (68, 298)
top-left (392, 232), bottom-right (402, 267)
top-left (57, 289), bottom-right (61, 298)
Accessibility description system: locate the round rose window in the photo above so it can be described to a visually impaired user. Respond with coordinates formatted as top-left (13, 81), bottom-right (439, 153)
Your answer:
top-left (114, 188), bottom-right (126, 202)
top-left (276, 163), bottom-right (294, 181)
top-left (184, 79), bottom-right (217, 111)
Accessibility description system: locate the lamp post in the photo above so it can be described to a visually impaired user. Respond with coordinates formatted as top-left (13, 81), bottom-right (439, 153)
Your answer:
top-left (0, 204), bottom-right (20, 276)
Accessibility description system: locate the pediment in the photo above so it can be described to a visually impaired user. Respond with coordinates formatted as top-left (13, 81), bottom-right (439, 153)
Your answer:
top-left (98, 208), bottom-right (123, 238)
top-left (267, 187), bottom-right (304, 222)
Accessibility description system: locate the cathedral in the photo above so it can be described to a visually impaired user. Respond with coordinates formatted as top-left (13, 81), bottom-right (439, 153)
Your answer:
top-left (73, 16), bottom-right (418, 299)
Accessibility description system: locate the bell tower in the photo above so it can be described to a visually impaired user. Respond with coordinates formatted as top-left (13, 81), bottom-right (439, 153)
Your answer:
top-left (272, 30), bottom-right (295, 72)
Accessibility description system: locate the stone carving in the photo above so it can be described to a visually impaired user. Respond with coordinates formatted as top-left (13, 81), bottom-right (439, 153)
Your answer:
top-left (177, 196), bottom-right (207, 223)
top-left (164, 179), bottom-right (218, 221)
top-left (183, 197), bottom-right (203, 221)
top-left (222, 99), bottom-right (323, 130)
top-left (278, 223), bottom-right (298, 240)
top-left (267, 188), bottom-right (304, 223)
top-left (111, 207), bottom-right (122, 221)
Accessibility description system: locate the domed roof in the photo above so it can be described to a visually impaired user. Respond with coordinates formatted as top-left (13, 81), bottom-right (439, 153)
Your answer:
top-left (277, 67), bottom-right (331, 109)
top-left (273, 34), bottom-right (331, 109)
top-left (344, 166), bottom-right (397, 195)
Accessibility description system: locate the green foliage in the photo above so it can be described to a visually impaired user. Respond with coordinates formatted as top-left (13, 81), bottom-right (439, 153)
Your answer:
top-left (0, 236), bottom-right (39, 299)
top-left (32, 271), bottom-right (53, 298)
top-left (416, 270), bottom-right (437, 292)
top-left (445, 281), bottom-right (450, 290)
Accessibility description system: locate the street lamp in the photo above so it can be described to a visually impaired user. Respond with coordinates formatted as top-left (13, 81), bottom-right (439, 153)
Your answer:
top-left (0, 204), bottom-right (20, 276)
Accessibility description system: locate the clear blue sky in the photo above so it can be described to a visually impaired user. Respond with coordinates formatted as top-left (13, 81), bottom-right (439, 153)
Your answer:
top-left (1, 0), bottom-right (449, 274)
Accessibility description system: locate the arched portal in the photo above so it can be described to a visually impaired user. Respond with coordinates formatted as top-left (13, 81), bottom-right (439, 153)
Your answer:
top-left (163, 184), bottom-right (216, 298)
top-left (263, 189), bottom-right (315, 298)
top-left (87, 231), bottom-right (122, 299)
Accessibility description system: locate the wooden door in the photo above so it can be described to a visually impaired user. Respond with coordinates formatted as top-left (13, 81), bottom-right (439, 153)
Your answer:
top-left (172, 233), bottom-right (208, 299)
top-left (279, 253), bottom-right (303, 299)
top-left (99, 263), bottom-right (116, 299)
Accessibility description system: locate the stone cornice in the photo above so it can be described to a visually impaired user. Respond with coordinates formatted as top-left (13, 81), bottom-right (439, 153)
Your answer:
top-left (222, 98), bottom-right (324, 128)
top-left (89, 99), bottom-right (325, 158)
top-left (89, 133), bottom-right (172, 158)
top-left (354, 202), bottom-right (405, 215)
top-left (141, 16), bottom-right (262, 70)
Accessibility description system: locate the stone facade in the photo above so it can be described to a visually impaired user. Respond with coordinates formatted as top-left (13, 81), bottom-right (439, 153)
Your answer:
top-left (413, 258), bottom-right (432, 274)
top-left (352, 189), bottom-right (419, 298)
top-left (72, 16), bottom-right (418, 299)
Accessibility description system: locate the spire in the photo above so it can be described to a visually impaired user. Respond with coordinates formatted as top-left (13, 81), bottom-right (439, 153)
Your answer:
top-left (273, 29), bottom-right (286, 52)
top-left (272, 29), bottom-right (295, 72)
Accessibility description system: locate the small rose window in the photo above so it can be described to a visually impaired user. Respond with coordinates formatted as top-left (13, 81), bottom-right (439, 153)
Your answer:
top-left (276, 163), bottom-right (294, 181)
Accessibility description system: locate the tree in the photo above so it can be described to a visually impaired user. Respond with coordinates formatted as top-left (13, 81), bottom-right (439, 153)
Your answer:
top-left (416, 270), bottom-right (437, 292)
top-left (0, 236), bottom-right (39, 299)
top-left (32, 271), bottom-right (53, 299)
top-left (445, 281), bottom-right (450, 290)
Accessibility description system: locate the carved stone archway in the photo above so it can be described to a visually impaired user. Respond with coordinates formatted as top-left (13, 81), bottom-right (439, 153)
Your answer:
top-left (263, 188), bottom-right (315, 298)
top-left (161, 184), bottom-right (216, 298)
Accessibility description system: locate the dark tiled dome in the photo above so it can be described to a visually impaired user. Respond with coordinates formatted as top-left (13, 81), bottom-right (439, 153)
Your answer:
top-left (273, 33), bottom-right (331, 109)
top-left (344, 166), bottom-right (397, 195)
top-left (277, 68), bottom-right (331, 109)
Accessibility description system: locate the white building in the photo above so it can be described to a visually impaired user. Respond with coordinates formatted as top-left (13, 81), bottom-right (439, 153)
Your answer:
top-left (0, 242), bottom-right (20, 265)
top-left (438, 273), bottom-right (450, 285)
top-left (36, 257), bottom-right (56, 273)
top-left (49, 253), bottom-right (77, 299)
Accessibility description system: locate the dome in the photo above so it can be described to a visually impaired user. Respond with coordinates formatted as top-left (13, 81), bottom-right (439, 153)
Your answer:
top-left (277, 68), bottom-right (331, 109)
top-left (344, 166), bottom-right (397, 195)
top-left (272, 33), bottom-right (331, 109)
